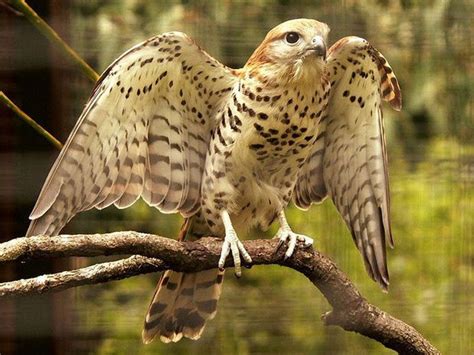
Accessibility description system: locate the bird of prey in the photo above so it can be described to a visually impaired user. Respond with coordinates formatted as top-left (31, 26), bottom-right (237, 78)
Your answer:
top-left (27, 18), bottom-right (401, 343)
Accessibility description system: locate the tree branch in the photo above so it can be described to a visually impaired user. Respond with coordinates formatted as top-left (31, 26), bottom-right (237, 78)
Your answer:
top-left (0, 232), bottom-right (440, 354)
top-left (0, 91), bottom-right (63, 150)
top-left (0, 255), bottom-right (165, 296)
top-left (8, 0), bottom-right (99, 82)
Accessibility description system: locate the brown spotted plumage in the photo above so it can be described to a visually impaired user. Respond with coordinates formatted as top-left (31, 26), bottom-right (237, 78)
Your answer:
top-left (27, 19), bottom-right (401, 343)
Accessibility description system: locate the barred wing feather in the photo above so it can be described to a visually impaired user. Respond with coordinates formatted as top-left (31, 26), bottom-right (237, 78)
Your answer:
top-left (294, 37), bottom-right (401, 289)
top-left (27, 32), bottom-right (237, 236)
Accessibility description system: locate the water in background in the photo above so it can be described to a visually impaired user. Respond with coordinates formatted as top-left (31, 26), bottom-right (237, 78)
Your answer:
top-left (0, 1), bottom-right (472, 354)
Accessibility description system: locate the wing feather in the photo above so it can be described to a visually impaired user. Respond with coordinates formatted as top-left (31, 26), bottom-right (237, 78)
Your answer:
top-left (115, 118), bottom-right (148, 208)
top-left (294, 36), bottom-right (401, 289)
top-left (27, 32), bottom-right (237, 236)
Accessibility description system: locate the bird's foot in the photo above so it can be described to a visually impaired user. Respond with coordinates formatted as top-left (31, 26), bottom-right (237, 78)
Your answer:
top-left (218, 210), bottom-right (252, 276)
top-left (218, 230), bottom-right (252, 277)
top-left (275, 227), bottom-right (313, 260)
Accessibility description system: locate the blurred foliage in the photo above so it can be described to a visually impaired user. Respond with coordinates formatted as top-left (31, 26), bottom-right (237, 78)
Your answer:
top-left (17, 0), bottom-right (474, 354)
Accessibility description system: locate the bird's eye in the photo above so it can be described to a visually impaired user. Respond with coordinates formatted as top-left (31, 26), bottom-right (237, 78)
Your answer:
top-left (285, 32), bottom-right (300, 45)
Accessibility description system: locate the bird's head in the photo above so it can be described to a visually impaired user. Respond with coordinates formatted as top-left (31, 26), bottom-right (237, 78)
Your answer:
top-left (244, 19), bottom-right (330, 85)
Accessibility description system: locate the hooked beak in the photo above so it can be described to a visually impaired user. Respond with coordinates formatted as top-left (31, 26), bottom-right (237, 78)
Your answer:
top-left (306, 36), bottom-right (327, 60)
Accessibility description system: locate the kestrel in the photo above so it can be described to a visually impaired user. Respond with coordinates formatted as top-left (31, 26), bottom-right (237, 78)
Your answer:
top-left (27, 19), bottom-right (401, 343)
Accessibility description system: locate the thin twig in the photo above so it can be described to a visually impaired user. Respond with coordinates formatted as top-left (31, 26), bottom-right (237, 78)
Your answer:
top-left (0, 255), bottom-right (165, 296)
top-left (0, 1), bottom-right (23, 15)
top-left (0, 91), bottom-right (63, 150)
top-left (0, 233), bottom-right (440, 354)
top-left (9, 0), bottom-right (99, 82)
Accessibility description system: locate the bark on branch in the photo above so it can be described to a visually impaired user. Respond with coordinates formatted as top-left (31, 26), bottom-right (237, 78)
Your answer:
top-left (0, 232), bottom-right (439, 354)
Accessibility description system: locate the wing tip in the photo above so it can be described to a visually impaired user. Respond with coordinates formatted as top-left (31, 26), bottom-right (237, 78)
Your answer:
top-left (328, 36), bottom-right (367, 56)
top-left (387, 79), bottom-right (402, 111)
top-left (376, 261), bottom-right (390, 292)
top-left (389, 96), bottom-right (402, 112)
top-left (25, 221), bottom-right (36, 237)
top-left (328, 35), bottom-right (403, 112)
top-left (371, 267), bottom-right (390, 292)
top-left (374, 49), bottom-right (403, 112)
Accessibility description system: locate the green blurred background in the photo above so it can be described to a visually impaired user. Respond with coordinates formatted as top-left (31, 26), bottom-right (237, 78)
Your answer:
top-left (0, 0), bottom-right (472, 354)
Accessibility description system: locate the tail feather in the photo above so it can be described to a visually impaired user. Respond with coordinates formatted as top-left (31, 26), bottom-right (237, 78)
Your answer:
top-left (142, 268), bottom-right (225, 344)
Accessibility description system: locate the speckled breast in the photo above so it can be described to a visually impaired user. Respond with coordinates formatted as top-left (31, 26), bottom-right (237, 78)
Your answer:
top-left (200, 79), bottom-right (329, 233)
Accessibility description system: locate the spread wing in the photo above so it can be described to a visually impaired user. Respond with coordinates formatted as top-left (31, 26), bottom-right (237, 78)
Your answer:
top-left (27, 32), bottom-right (237, 236)
top-left (294, 37), bottom-right (402, 289)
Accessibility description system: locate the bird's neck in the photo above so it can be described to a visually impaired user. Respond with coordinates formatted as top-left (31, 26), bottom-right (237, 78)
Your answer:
top-left (237, 69), bottom-right (327, 107)
top-left (240, 61), bottom-right (326, 96)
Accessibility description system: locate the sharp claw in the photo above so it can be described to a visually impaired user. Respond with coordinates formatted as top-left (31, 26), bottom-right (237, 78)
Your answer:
top-left (238, 241), bottom-right (253, 264)
top-left (218, 255), bottom-right (226, 269)
top-left (303, 237), bottom-right (314, 248)
top-left (218, 259), bottom-right (225, 270)
top-left (298, 235), bottom-right (313, 248)
top-left (276, 237), bottom-right (285, 251)
top-left (275, 228), bottom-right (314, 260)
